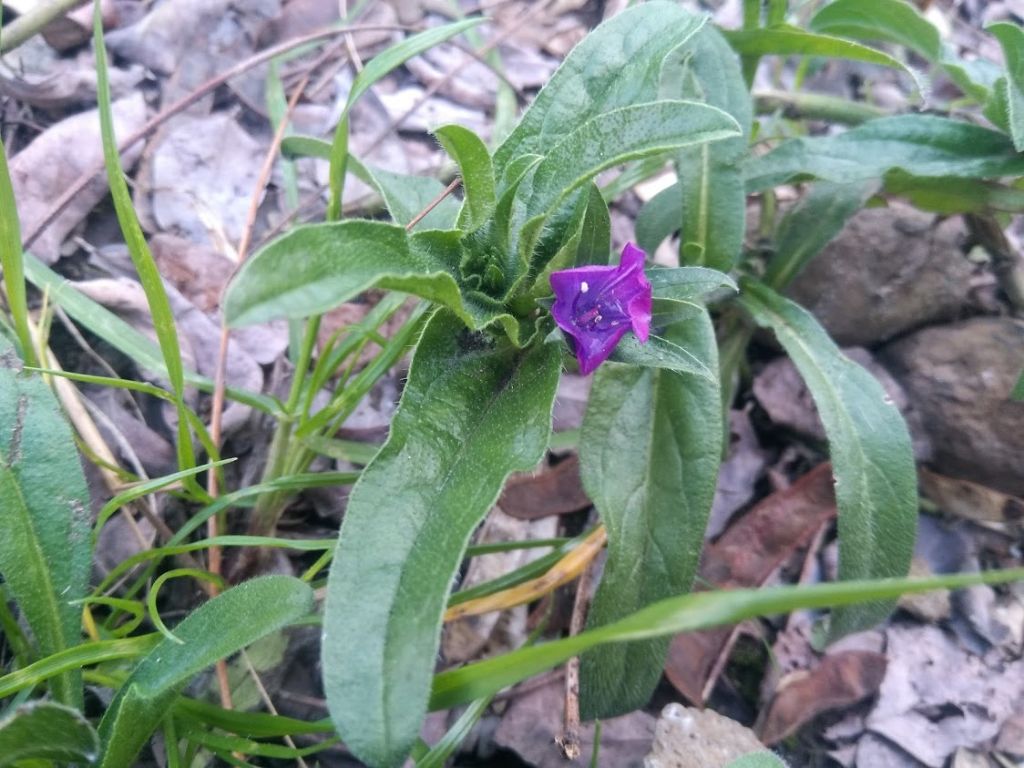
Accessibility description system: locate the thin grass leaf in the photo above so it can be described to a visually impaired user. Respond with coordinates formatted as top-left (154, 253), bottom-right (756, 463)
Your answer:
top-left (93, 3), bottom-right (199, 481)
top-left (0, 138), bottom-right (35, 366)
top-left (326, 17), bottom-right (485, 219)
top-left (429, 567), bottom-right (1024, 711)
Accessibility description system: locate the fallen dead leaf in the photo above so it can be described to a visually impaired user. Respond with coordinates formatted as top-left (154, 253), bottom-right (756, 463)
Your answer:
top-left (443, 508), bottom-right (557, 663)
top-left (757, 651), bottom-right (887, 745)
top-left (665, 463), bottom-right (837, 704)
top-left (499, 454), bottom-right (591, 520)
top-left (144, 113), bottom-right (266, 247)
top-left (11, 94), bottom-right (148, 263)
top-left (920, 467), bottom-right (1024, 527)
top-left (865, 624), bottom-right (1024, 767)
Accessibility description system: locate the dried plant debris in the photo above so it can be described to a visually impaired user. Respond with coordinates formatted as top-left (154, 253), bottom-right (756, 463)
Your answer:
top-left (10, 94), bottom-right (148, 263)
top-left (493, 680), bottom-right (656, 768)
top-left (863, 624), bottom-right (1024, 767)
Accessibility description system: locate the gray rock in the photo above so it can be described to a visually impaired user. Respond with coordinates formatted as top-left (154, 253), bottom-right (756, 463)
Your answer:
top-left (787, 203), bottom-right (972, 346)
top-left (879, 317), bottom-right (1024, 496)
top-left (644, 703), bottom-right (772, 768)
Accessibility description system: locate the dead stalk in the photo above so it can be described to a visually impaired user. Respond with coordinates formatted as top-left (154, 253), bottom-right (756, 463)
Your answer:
top-left (558, 541), bottom-right (598, 760)
top-left (20, 23), bottom-right (420, 252)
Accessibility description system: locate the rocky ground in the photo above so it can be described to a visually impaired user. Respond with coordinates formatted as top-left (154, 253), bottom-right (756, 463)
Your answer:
top-left (1, 1), bottom-right (1023, 766)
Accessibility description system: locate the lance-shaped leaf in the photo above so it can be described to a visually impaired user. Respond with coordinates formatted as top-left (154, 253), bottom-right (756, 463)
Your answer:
top-left (97, 576), bottom-right (314, 768)
top-left (0, 340), bottom-right (90, 707)
top-left (579, 309), bottom-right (722, 717)
top-left (988, 22), bottom-right (1024, 152)
top-left (739, 280), bottom-right (916, 639)
top-left (511, 100), bottom-right (741, 265)
top-left (322, 310), bottom-right (561, 768)
top-left (809, 0), bottom-right (941, 61)
top-left (0, 702), bottom-right (99, 767)
top-left (664, 24), bottom-right (752, 269)
top-left (494, 2), bottom-right (707, 178)
top-left (434, 124), bottom-right (495, 231)
top-left (745, 115), bottom-right (1024, 192)
top-left (723, 25), bottom-right (927, 95)
top-left (223, 221), bottom-right (517, 339)
top-left (764, 181), bottom-right (878, 290)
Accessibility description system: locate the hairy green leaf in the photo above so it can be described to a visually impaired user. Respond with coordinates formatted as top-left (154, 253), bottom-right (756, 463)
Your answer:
top-left (430, 567), bottom-right (1024, 711)
top-left (665, 25), bottom-right (752, 269)
top-left (580, 311), bottom-right (721, 717)
top-left (648, 266), bottom-right (738, 301)
top-left (97, 577), bottom-right (314, 768)
top-left (635, 182), bottom-right (683, 255)
top-left (512, 100), bottom-right (741, 264)
top-left (723, 25), bottom-right (926, 95)
top-left (883, 170), bottom-right (1024, 214)
top-left (224, 221), bottom-right (518, 337)
top-left (494, 2), bottom-right (707, 178)
top-left (809, 0), bottom-right (941, 61)
top-left (322, 310), bottom-right (560, 768)
top-left (1012, 368), bottom-right (1024, 400)
top-left (608, 330), bottom-right (715, 380)
top-left (0, 702), bottom-right (99, 767)
top-left (988, 22), bottom-right (1024, 151)
top-left (434, 124), bottom-right (495, 230)
top-left (764, 181), bottom-right (878, 289)
top-left (746, 115), bottom-right (1024, 192)
top-left (740, 280), bottom-right (916, 639)
top-left (0, 341), bottom-right (90, 706)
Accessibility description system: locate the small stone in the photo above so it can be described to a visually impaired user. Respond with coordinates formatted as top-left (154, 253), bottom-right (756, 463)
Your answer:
top-left (880, 316), bottom-right (1024, 497)
top-left (787, 202), bottom-right (972, 346)
top-left (644, 704), bottom-right (770, 768)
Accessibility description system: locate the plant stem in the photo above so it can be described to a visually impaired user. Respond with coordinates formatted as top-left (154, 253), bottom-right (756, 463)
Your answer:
top-left (0, 0), bottom-right (86, 54)
top-left (754, 89), bottom-right (889, 125)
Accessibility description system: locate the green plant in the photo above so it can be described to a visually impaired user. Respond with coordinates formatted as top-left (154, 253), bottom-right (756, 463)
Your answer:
top-left (1, 1), bottom-right (1023, 766)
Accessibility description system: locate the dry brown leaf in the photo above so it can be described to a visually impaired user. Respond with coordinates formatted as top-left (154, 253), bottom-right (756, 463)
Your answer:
top-left (499, 454), bottom-right (591, 520)
top-left (11, 94), bottom-right (148, 263)
top-left (866, 624), bottom-right (1024, 767)
top-left (665, 464), bottom-right (837, 704)
top-left (757, 651), bottom-right (887, 745)
top-left (920, 467), bottom-right (1024, 526)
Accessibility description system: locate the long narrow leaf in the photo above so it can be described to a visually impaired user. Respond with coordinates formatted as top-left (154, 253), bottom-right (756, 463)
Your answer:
top-left (322, 310), bottom-right (561, 767)
top-left (0, 138), bottom-right (35, 365)
top-left (580, 309), bottom-right (721, 718)
top-left (740, 280), bottom-right (917, 638)
top-left (97, 577), bottom-right (314, 768)
top-left (0, 339), bottom-right (90, 706)
top-left (429, 567), bottom-right (1024, 711)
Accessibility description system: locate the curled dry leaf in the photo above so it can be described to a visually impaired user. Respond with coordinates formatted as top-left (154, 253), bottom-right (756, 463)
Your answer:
top-left (757, 651), bottom-right (887, 746)
top-left (11, 94), bottom-right (148, 263)
top-left (665, 464), bottom-right (837, 704)
top-left (499, 454), bottom-right (591, 520)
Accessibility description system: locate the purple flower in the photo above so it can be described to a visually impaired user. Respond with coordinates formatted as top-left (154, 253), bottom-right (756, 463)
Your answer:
top-left (550, 242), bottom-right (652, 375)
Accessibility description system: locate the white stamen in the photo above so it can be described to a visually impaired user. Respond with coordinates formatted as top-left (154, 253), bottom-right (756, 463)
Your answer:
top-left (580, 281), bottom-right (589, 293)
